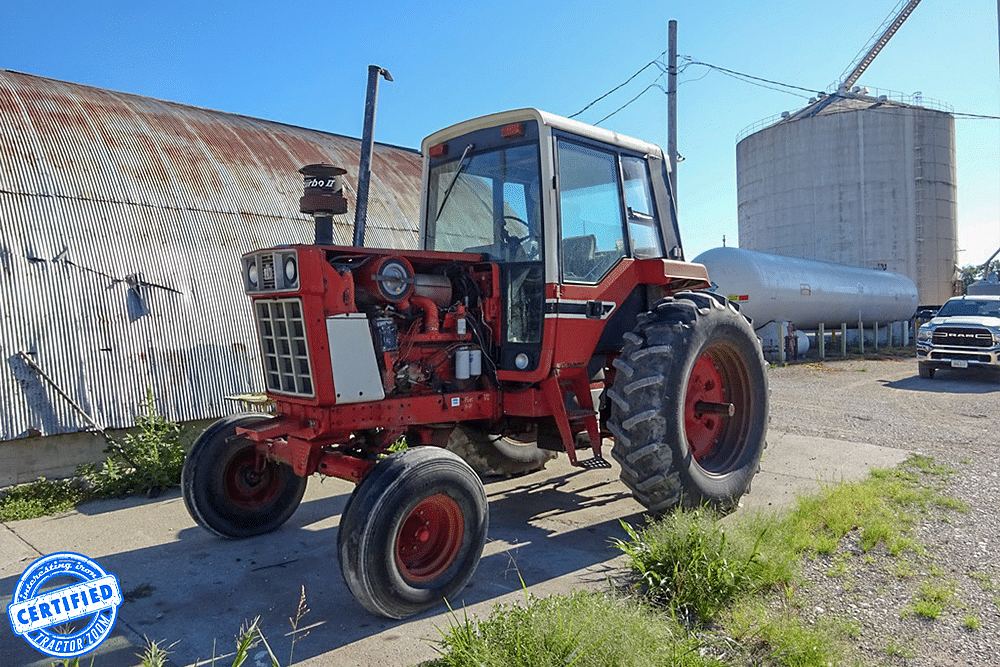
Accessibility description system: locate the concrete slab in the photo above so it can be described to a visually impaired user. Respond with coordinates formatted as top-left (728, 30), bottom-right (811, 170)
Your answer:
top-left (741, 431), bottom-right (911, 514)
top-left (1, 432), bottom-right (910, 667)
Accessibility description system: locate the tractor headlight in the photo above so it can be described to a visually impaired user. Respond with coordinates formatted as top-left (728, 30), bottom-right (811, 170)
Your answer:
top-left (283, 255), bottom-right (297, 286)
top-left (246, 260), bottom-right (259, 290)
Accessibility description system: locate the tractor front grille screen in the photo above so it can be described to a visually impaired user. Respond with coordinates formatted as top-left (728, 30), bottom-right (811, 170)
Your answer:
top-left (254, 298), bottom-right (314, 397)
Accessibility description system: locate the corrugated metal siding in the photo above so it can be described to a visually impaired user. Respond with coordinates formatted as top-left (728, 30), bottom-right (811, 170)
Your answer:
top-left (0, 69), bottom-right (423, 440)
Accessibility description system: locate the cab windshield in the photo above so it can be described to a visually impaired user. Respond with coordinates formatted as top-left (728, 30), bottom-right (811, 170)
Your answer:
top-left (425, 142), bottom-right (542, 263)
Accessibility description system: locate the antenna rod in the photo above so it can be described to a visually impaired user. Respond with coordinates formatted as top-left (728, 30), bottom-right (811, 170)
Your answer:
top-left (667, 20), bottom-right (678, 205)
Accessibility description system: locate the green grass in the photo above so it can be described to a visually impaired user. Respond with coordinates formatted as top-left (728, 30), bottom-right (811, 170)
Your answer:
top-left (0, 477), bottom-right (88, 521)
top-left (968, 570), bottom-right (994, 591)
top-left (906, 580), bottom-right (956, 619)
top-left (77, 389), bottom-right (189, 499)
top-left (428, 590), bottom-right (722, 667)
top-left (884, 638), bottom-right (917, 658)
top-left (431, 454), bottom-right (969, 667)
top-left (612, 507), bottom-right (764, 623)
top-left (725, 599), bottom-right (857, 667)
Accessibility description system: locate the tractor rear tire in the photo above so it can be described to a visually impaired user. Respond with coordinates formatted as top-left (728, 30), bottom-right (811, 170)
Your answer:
top-left (445, 425), bottom-right (556, 478)
top-left (608, 291), bottom-right (768, 515)
top-left (338, 447), bottom-right (488, 619)
top-left (182, 413), bottom-right (307, 538)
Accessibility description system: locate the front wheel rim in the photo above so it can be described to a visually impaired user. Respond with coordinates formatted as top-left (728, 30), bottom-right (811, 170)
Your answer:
top-left (395, 494), bottom-right (465, 583)
top-left (223, 446), bottom-right (281, 510)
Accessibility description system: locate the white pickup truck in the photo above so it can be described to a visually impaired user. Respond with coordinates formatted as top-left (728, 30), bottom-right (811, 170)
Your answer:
top-left (917, 295), bottom-right (1000, 379)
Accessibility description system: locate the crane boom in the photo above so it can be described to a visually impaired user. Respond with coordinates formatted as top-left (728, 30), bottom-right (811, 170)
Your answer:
top-left (840, 0), bottom-right (923, 92)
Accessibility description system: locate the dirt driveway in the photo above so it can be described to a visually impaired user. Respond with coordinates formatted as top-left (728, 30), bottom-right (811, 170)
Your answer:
top-left (768, 356), bottom-right (1000, 458)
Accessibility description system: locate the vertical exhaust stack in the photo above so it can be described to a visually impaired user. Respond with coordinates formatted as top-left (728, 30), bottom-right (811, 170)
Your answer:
top-left (354, 65), bottom-right (393, 248)
top-left (299, 164), bottom-right (348, 245)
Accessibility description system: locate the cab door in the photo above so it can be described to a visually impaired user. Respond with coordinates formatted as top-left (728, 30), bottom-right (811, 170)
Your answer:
top-left (552, 136), bottom-right (667, 372)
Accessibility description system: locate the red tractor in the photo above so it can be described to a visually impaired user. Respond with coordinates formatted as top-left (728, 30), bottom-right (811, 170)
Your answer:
top-left (182, 108), bottom-right (768, 619)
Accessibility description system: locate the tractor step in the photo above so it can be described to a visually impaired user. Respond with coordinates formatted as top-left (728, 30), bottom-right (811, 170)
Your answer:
top-left (574, 456), bottom-right (612, 470)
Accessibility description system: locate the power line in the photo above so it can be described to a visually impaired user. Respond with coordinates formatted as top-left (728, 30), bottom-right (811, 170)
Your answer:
top-left (593, 83), bottom-right (665, 125)
top-left (685, 60), bottom-right (821, 97)
top-left (568, 50), bottom-right (667, 119)
top-left (952, 112), bottom-right (1000, 120)
top-left (570, 51), bottom-right (1000, 127)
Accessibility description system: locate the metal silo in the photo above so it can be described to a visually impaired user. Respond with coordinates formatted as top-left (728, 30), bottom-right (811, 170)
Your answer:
top-left (737, 91), bottom-right (958, 307)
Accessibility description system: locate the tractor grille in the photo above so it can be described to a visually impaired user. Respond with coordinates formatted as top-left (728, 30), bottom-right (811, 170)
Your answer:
top-left (254, 298), bottom-right (314, 397)
top-left (931, 327), bottom-right (995, 349)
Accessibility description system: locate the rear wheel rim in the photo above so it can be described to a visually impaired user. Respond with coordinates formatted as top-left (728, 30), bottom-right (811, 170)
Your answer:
top-left (395, 494), bottom-right (465, 583)
top-left (223, 446), bottom-right (281, 510)
top-left (685, 352), bottom-right (726, 462)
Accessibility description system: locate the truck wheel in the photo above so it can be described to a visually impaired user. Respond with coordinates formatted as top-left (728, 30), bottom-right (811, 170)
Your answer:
top-left (445, 425), bottom-right (555, 478)
top-left (182, 413), bottom-right (307, 538)
top-left (918, 363), bottom-right (935, 379)
top-left (608, 291), bottom-right (768, 514)
top-left (338, 447), bottom-right (488, 619)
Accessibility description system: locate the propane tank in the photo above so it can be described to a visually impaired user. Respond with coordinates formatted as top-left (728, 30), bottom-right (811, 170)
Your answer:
top-left (694, 247), bottom-right (918, 328)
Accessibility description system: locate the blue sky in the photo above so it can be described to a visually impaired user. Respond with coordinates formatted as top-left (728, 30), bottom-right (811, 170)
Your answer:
top-left (3, 0), bottom-right (998, 266)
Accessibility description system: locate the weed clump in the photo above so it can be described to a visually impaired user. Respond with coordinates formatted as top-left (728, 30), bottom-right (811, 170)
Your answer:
top-left (78, 390), bottom-right (188, 498)
top-left (614, 508), bottom-right (764, 624)
top-left (0, 390), bottom-right (189, 521)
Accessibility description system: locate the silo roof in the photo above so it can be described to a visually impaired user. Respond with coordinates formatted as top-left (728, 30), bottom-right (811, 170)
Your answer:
top-left (738, 90), bottom-right (954, 144)
top-left (0, 69), bottom-right (423, 440)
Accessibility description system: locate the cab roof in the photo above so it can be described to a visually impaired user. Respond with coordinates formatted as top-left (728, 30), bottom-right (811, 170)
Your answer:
top-left (421, 108), bottom-right (664, 159)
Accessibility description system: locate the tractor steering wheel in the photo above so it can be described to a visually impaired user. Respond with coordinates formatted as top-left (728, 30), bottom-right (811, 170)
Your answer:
top-left (500, 215), bottom-right (539, 261)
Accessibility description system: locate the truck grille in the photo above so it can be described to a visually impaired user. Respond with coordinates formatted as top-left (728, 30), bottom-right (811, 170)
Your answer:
top-left (929, 351), bottom-right (992, 363)
top-left (931, 327), bottom-right (994, 349)
top-left (255, 298), bottom-right (314, 397)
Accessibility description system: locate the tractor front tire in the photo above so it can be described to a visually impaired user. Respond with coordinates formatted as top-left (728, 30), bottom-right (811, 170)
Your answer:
top-left (182, 413), bottom-right (307, 538)
top-left (608, 291), bottom-right (768, 514)
top-left (338, 447), bottom-right (488, 619)
top-left (446, 425), bottom-right (556, 478)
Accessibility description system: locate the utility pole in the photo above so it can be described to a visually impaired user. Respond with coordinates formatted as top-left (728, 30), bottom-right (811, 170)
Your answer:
top-left (667, 20), bottom-right (678, 205)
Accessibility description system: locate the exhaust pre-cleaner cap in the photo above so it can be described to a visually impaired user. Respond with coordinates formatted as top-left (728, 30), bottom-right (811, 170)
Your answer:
top-left (299, 163), bottom-right (348, 215)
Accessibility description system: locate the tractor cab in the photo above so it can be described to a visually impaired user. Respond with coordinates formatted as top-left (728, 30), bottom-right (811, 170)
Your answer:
top-left (420, 109), bottom-right (689, 380)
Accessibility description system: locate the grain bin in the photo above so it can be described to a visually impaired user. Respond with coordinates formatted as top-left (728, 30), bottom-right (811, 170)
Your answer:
top-left (737, 92), bottom-right (957, 307)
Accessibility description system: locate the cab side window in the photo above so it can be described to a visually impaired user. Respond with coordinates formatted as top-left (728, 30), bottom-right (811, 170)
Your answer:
top-left (621, 156), bottom-right (665, 259)
top-left (557, 140), bottom-right (626, 283)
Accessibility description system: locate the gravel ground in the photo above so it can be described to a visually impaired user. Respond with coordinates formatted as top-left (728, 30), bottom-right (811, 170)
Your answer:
top-left (766, 354), bottom-right (1000, 666)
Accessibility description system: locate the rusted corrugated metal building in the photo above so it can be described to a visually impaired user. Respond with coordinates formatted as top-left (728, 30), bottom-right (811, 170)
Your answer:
top-left (0, 69), bottom-right (422, 445)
